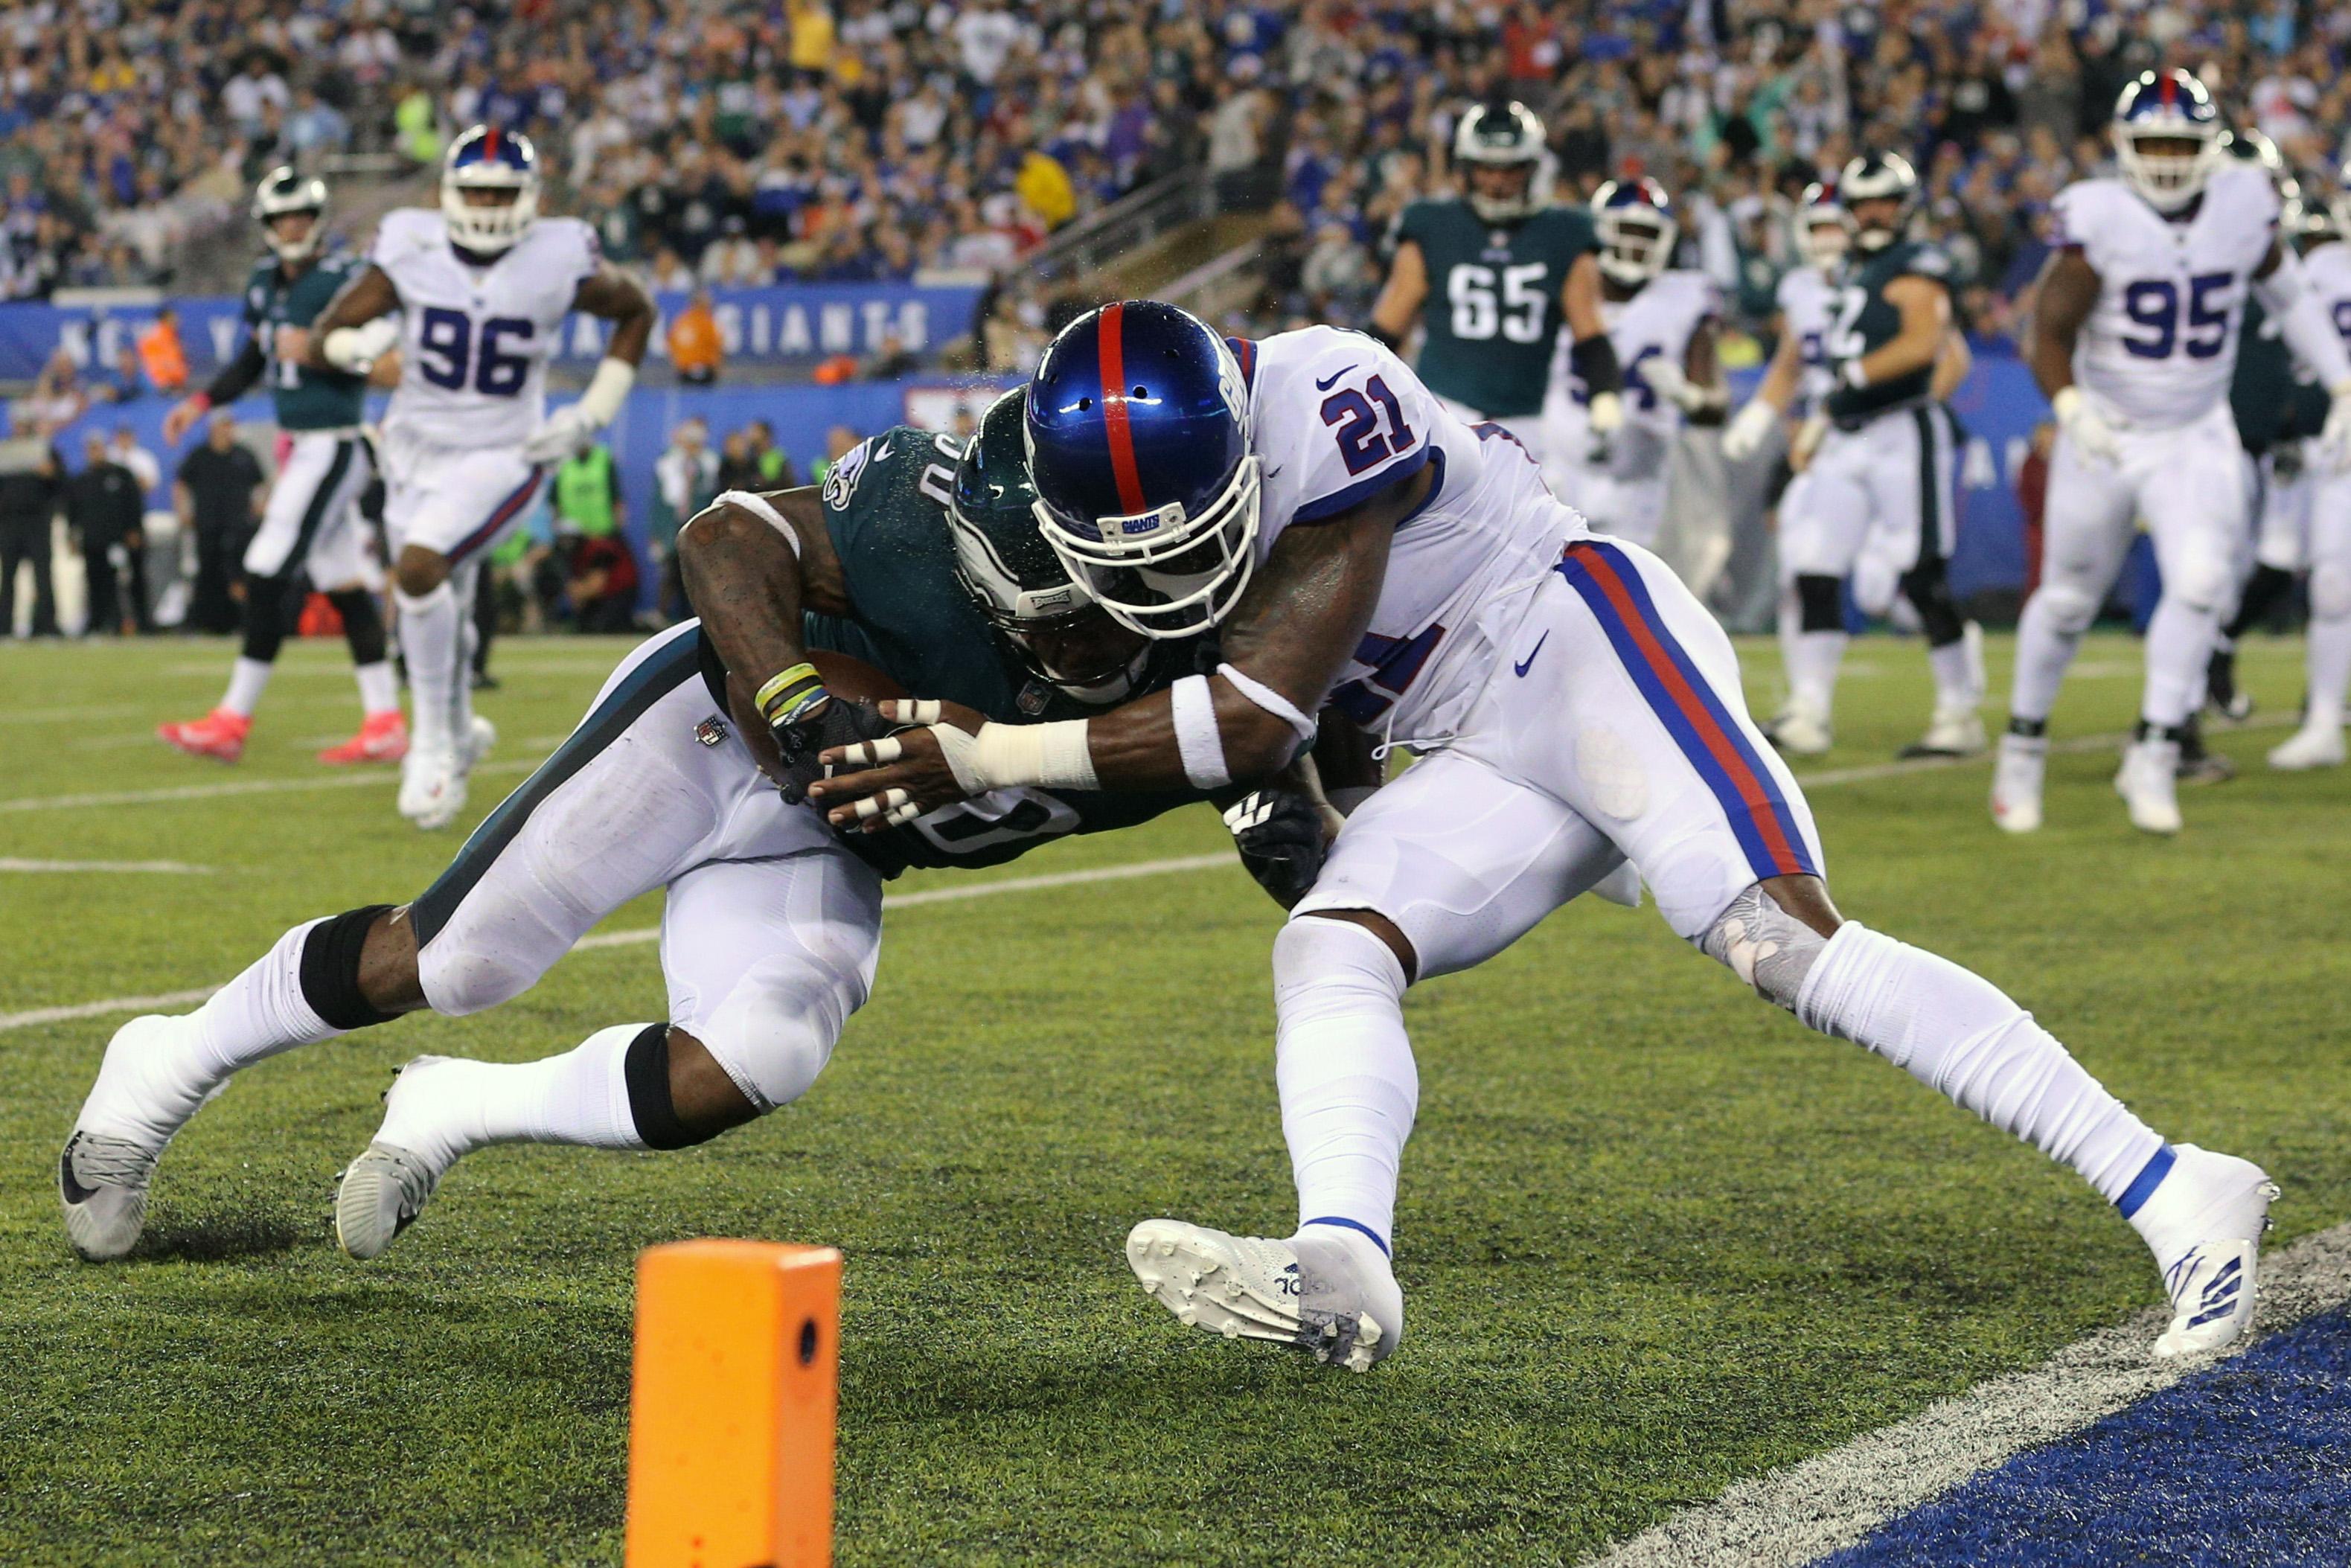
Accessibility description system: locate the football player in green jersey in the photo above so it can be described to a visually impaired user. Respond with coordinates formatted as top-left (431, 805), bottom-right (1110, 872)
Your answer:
top-left (157, 169), bottom-right (408, 768)
top-left (1368, 100), bottom-right (1622, 468)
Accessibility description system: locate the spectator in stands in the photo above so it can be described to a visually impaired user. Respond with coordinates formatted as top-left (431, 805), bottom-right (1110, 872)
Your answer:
top-left (812, 425), bottom-right (861, 490)
top-left (551, 441), bottom-right (625, 547)
top-left (174, 412), bottom-right (263, 636)
top-left (745, 420), bottom-right (797, 488)
top-left (716, 428), bottom-right (764, 496)
top-left (95, 342), bottom-right (150, 405)
top-left (863, 330), bottom-right (920, 381)
top-left (565, 531), bottom-right (640, 633)
top-left (650, 419), bottom-right (720, 623)
top-left (66, 432), bottom-right (148, 636)
top-left (0, 429), bottom-right (63, 639)
top-left (24, 351), bottom-right (85, 432)
top-left (669, 289), bottom-right (723, 385)
top-left (109, 426), bottom-right (161, 499)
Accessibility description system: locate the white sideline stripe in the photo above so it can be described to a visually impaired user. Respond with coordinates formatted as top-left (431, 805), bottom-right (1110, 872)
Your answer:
top-left (0, 858), bottom-right (212, 874)
top-left (0, 853), bottom-right (1233, 1034)
top-left (0, 759), bottom-right (538, 813)
top-left (1584, 1220), bottom-right (2351, 1568)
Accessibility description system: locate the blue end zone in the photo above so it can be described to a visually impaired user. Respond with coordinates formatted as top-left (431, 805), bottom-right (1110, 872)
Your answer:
top-left (1817, 1307), bottom-right (2351, 1567)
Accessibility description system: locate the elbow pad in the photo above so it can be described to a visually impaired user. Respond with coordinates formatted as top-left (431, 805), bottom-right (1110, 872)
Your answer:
top-left (1569, 333), bottom-right (1622, 397)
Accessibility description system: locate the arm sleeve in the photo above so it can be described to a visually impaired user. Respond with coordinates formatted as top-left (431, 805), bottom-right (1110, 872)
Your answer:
top-left (202, 336), bottom-right (268, 407)
top-left (2254, 246), bottom-right (2351, 391)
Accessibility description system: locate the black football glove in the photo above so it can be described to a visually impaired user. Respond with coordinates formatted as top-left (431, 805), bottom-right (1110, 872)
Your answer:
top-left (772, 696), bottom-right (902, 806)
top-left (1223, 787), bottom-right (1329, 910)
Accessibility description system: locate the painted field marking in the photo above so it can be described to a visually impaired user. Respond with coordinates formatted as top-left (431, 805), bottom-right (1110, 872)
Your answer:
top-left (1583, 1220), bottom-right (2351, 1568)
top-left (0, 858), bottom-right (212, 874)
top-left (0, 853), bottom-right (1233, 1034)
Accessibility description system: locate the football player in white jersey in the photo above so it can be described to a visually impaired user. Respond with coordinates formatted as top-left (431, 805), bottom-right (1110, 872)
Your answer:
top-left (1539, 179), bottom-right (1726, 546)
top-left (806, 299), bottom-right (2277, 1373)
top-left (1994, 71), bottom-right (2351, 833)
top-left (2261, 177), bottom-right (2351, 768)
top-left (304, 126), bottom-right (655, 831)
top-left (1734, 155), bottom-right (1981, 759)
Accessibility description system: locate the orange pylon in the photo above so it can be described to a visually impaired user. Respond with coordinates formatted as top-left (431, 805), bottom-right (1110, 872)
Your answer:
top-left (625, 1240), bottom-right (842, 1568)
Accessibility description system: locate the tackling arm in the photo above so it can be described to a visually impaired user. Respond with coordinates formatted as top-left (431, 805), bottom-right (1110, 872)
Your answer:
top-left (1366, 239), bottom-right (1427, 350)
top-left (302, 264), bottom-right (403, 372)
top-left (810, 464), bottom-right (1432, 828)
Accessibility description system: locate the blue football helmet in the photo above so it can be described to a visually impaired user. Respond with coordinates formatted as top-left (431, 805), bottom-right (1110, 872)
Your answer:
top-left (1793, 179), bottom-right (1849, 270)
top-left (443, 124), bottom-right (540, 253)
top-left (2113, 69), bottom-right (2222, 214)
top-left (1593, 178), bottom-right (1677, 286)
top-left (1025, 300), bottom-right (1258, 640)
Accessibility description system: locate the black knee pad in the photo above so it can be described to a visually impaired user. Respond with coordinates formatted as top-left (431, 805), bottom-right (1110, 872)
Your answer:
top-left (298, 904), bottom-right (399, 1030)
top-left (623, 1024), bottom-right (720, 1151)
top-left (1899, 558), bottom-right (1965, 647)
top-left (328, 588), bottom-right (387, 667)
top-left (1795, 575), bottom-right (1844, 633)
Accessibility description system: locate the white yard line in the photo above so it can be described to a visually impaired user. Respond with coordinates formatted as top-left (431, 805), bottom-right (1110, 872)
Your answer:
top-left (1583, 1220), bottom-right (2351, 1568)
top-left (0, 853), bottom-right (1233, 1034)
top-left (0, 858), bottom-right (212, 874)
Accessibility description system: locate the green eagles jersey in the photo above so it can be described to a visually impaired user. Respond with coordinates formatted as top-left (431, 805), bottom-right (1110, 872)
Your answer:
top-left (2230, 298), bottom-right (2332, 455)
top-left (1823, 241), bottom-right (1953, 423)
top-left (1395, 199), bottom-right (1596, 418)
top-left (694, 424), bottom-right (1207, 877)
top-left (242, 252), bottom-right (369, 430)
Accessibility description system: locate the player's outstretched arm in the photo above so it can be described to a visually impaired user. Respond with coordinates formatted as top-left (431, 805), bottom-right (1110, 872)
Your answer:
top-left (573, 263), bottom-right (656, 365)
top-left (162, 336), bottom-right (266, 444)
top-left (1367, 239), bottom-right (1427, 349)
top-left (302, 264), bottom-right (402, 373)
top-left (522, 265), bottom-right (658, 464)
top-left (812, 465), bottom-right (1433, 828)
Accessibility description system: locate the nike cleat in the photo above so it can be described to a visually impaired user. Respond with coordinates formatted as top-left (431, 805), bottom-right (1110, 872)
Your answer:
top-left (2135, 1145), bottom-right (2277, 1360)
top-left (157, 707), bottom-right (250, 763)
top-left (336, 1142), bottom-right (441, 1261)
top-left (319, 710), bottom-right (409, 765)
top-left (1126, 1219), bottom-right (1402, 1372)
top-left (1990, 732), bottom-right (2047, 833)
top-left (60, 1014), bottom-right (221, 1261)
top-left (59, 1130), bottom-right (161, 1261)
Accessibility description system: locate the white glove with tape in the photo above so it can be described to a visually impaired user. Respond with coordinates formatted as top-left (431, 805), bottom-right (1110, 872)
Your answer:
top-left (321, 317), bottom-right (400, 376)
top-left (2051, 385), bottom-right (2122, 464)
top-left (522, 356), bottom-right (637, 464)
top-left (1721, 398), bottom-right (1777, 463)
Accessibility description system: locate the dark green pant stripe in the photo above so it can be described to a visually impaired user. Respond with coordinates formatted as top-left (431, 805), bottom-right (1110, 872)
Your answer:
top-left (1912, 406), bottom-right (1943, 562)
top-left (285, 438), bottom-right (356, 575)
top-left (411, 633), bottom-right (705, 947)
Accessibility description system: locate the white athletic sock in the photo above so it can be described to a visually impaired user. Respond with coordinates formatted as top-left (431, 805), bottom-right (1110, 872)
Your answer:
top-left (2140, 595), bottom-right (2217, 729)
top-left (1927, 624), bottom-right (1983, 710)
top-left (220, 656), bottom-right (273, 719)
top-left (1776, 584), bottom-right (1803, 702)
top-left (395, 580), bottom-right (461, 750)
top-left (377, 1025), bottom-right (650, 1172)
top-left (2309, 614), bottom-right (2351, 729)
top-left (354, 659), bottom-right (398, 717)
top-left (80, 921), bottom-right (344, 1147)
top-left (451, 564), bottom-right (480, 742)
top-left (1796, 922), bottom-right (2166, 1206)
top-left (1274, 919), bottom-right (1416, 1252)
top-left (2007, 592), bottom-right (2083, 726)
top-left (1788, 630), bottom-right (1848, 718)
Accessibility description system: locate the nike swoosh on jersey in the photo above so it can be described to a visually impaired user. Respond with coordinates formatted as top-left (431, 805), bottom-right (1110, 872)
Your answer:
top-left (1314, 365), bottom-right (1358, 391)
top-left (1514, 632), bottom-right (1549, 677)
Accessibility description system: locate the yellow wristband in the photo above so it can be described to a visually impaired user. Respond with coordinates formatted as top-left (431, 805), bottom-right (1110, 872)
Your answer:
top-left (755, 662), bottom-right (824, 723)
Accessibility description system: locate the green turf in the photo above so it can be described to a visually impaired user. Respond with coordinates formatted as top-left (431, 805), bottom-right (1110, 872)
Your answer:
top-left (1, 630), bottom-right (2344, 1566)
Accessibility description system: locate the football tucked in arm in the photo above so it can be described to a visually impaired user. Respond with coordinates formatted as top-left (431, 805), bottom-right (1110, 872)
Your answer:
top-left (730, 650), bottom-right (908, 796)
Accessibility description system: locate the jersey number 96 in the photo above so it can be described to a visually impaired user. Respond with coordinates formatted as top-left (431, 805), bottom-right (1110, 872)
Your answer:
top-left (417, 307), bottom-right (536, 394)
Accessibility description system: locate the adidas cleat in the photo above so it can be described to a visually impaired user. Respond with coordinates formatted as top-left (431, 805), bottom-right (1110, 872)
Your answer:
top-left (335, 1142), bottom-right (441, 1261)
top-left (2137, 1145), bottom-right (2277, 1360)
top-left (59, 1130), bottom-right (161, 1261)
top-left (1125, 1219), bottom-right (1402, 1372)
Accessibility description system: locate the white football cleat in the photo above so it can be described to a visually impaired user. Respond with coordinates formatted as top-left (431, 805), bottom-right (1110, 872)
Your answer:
top-left (2267, 723), bottom-right (2345, 771)
top-left (1901, 703), bottom-right (1986, 759)
top-left (1126, 1219), bottom-right (1402, 1372)
top-left (1989, 732), bottom-right (2047, 833)
top-left (2132, 1145), bottom-right (2277, 1360)
top-left (2115, 737), bottom-right (2183, 835)
top-left (1765, 703), bottom-right (1832, 757)
top-left (464, 713), bottom-right (496, 767)
top-left (397, 740), bottom-right (461, 830)
top-left (336, 1057), bottom-right (464, 1260)
top-left (59, 1014), bottom-right (221, 1261)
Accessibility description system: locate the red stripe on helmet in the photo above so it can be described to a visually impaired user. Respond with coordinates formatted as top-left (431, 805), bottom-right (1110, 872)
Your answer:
top-left (1095, 303), bottom-right (1148, 516)
top-left (484, 126), bottom-right (499, 159)
top-left (2159, 71), bottom-right (2176, 107)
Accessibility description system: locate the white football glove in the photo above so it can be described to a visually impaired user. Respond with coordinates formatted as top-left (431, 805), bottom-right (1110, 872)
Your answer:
top-left (2051, 386), bottom-right (2122, 464)
top-left (1637, 356), bottom-right (1708, 414)
top-left (522, 402), bottom-right (598, 465)
top-left (1587, 388), bottom-right (1624, 437)
top-left (2320, 380), bottom-right (2351, 471)
top-left (1721, 398), bottom-right (1777, 463)
top-left (321, 317), bottom-right (400, 376)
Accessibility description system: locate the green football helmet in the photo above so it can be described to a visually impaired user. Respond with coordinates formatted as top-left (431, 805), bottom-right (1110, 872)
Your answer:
top-left (947, 388), bottom-right (1151, 703)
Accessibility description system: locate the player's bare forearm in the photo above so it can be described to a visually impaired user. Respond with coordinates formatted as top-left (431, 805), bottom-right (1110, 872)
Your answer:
top-left (575, 265), bottom-right (655, 365)
top-left (301, 266), bottom-right (400, 367)
top-left (1931, 329), bottom-right (1973, 402)
top-left (678, 487), bottom-right (848, 694)
top-left (1561, 252), bottom-right (1608, 343)
top-left (2027, 248), bottom-right (2097, 400)
top-left (1684, 319), bottom-right (1726, 426)
top-left (1753, 323), bottom-right (1800, 413)
top-left (1369, 241), bottom-right (1427, 342)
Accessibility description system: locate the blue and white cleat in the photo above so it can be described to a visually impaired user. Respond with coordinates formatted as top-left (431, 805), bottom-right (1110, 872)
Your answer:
top-left (2134, 1145), bottom-right (2277, 1360)
top-left (1125, 1219), bottom-right (1403, 1372)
